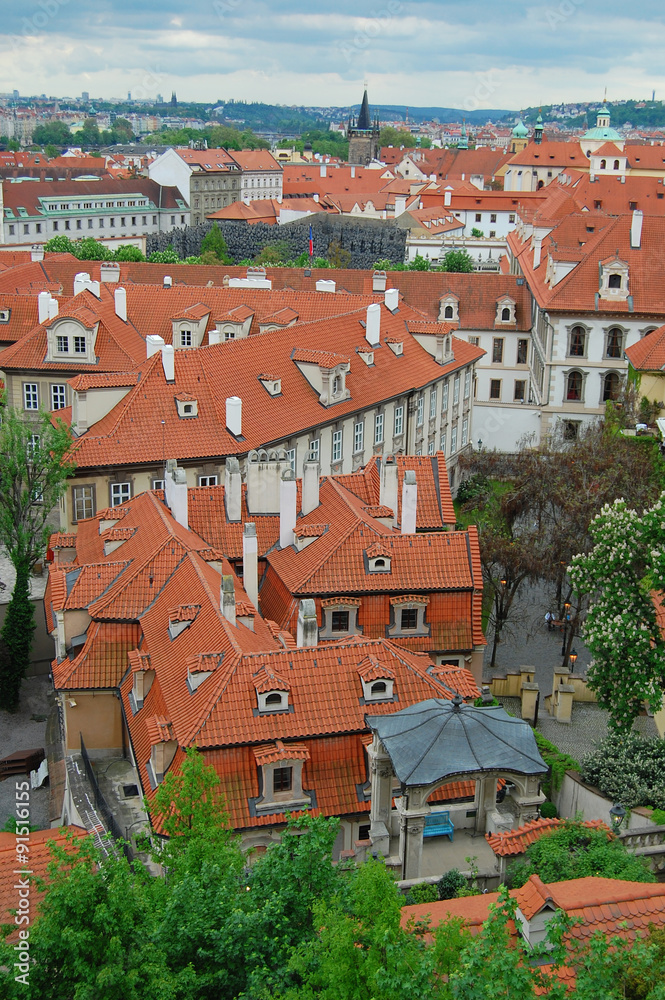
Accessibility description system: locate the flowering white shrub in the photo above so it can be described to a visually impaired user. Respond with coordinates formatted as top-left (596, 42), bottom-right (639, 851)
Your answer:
top-left (582, 733), bottom-right (665, 810)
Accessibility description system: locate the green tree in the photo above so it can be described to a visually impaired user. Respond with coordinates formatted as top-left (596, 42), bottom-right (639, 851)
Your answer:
top-left (408, 253), bottom-right (431, 271)
top-left (379, 125), bottom-right (418, 148)
top-left (326, 240), bottom-right (351, 269)
top-left (509, 821), bottom-right (656, 888)
top-left (0, 403), bottom-right (74, 711)
top-left (440, 248), bottom-right (475, 272)
top-left (113, 244), bottom-right (146, 262)
top-left (254, 240), bottom-right (293, 265)
top-left (148, 247), bottom-right (180, 264)
top-left (44, 143), bottom-right (58, 159)
top-left (569, 494), bottom-right (665, 732)
top-left (471, 227), bottom-right (484, 238)
top-left (43, 234), bottom-right (76, 254)
top-left (32, 120), bottom-right (72, 146)
top-left (200, 222), bottom-right (233, 264)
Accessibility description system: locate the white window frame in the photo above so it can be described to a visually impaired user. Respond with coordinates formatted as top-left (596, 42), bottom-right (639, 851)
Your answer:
top-left (198, 475), bottom-right (218, 487)
top-left (450, 425), bottom-right (458, 453)
top-left (442, 382), bottom-right (449, 412)
top-left (51, 384), bottom-right (66, 410)
top-left (285, 449), bottom-right (296, 473)
top-left (464, 370), bottom-right (471, 400)
top-left (72, 485), bottom-right (95, 522)
top-left (353, 420), bottom-right (364, 454)
top-left (152, 479), bottom-right (166, 490)
top-left (374, 412), bottom-right (384, 445)
top-left (461, 417), bottom-right (468, 447)
top-left (416, 395), bottom-right (424, 427)
top-left (24, 383), bottom-right (39, 410)
top-left (73, 336), bottom-right (86, 354)
top-left (429, 388), bottom-right (437, 419)
top-left (453, 376), bottom-right (460, 406)
top-left (180, 329), bottom-right (193, 348)
top-left (56, 335), bottom-right (69, 353)
top-left (332, 429), bottom-right (342, 463)
top-left (309, 438), bottom-right (320, 462)
top-left (394, 405), bottom-right (404, 437)
top-left (110, 482), bottom-right (131, 507)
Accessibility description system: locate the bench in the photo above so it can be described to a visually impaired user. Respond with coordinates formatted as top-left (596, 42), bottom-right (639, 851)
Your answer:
top-left (0, 748), bottom-right (45, 781)
top-left (423, 810), bottom-right (454, 841)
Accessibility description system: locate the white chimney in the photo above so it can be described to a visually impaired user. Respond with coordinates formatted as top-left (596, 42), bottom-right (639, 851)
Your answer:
top-left (100, 261), bottom-right (120, 283)
top-left (401, 470), bottom-right (417, 534)
top-left (379, 455), bottom-right (398, 524)
top-left (631, 209), bottom-right (643, 249)
top-left (394, 195), bottom-right (407, 217)
top-left (48, 296), bottom-right (59, 319)
top-left (164, 459), bottom-right (188, 528)
top-left (372, 270), bottom-right (387, 292)
top-left (161, 344), bottom-right (175, 382)
top-left (114, 286), bottom-right (127, 321)
top-left (297, 598), bottom-right (318, 647)
top-left (163, 275), bottom-right (172, 288)
top-left (147, 334), bottom-right (165, 358)
top-left (384, 287), bottom-right (399, 311)
top-left (73, 272), bottom-right (91, 296)
top-left (533, 237), bottom-right (542, 269)
top-left (315, 279), bottom-right (336, 293)
top-left (320, 164), bottom-right (327, 177)
top-left (226, 396), bottom-right (242, 437)
top-left (366, 302), bottom-right (381, 347)
top-left (302, 459), bottom-right (320, 515)
top-left (31, 244), bottom-right (44, 262)
top-left (280, 470), bottom-right (297, 548)
top-left (38, 291), bottom-right (50, 325)
top-left (350, 165), bottom-right (355, 178)
top-left (243, 523), bottom-right (259, 609)
top-left (224, 457), bottom-right (242, 522)
top-left (208, 329), bottom-right (221, 345)
top-left (220, 574), bottom-right (236, 626)
top-left (444, 187), bottom-right (452, 207)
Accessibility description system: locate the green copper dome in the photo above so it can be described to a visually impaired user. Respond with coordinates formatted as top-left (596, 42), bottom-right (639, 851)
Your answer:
top-left (583, 106), bottom-right (621, 142)
top-left (512, 119), bottom-right (529, 137)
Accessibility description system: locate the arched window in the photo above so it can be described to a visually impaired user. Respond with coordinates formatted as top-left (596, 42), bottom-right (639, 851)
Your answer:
top-left (501, 307), bottom-right (510, 321)
top-left (265, 692), bottom-right (283, 706)
top-left (566, 370), bottom-right (583, 401)
top-left (444, 305), bottom-right (454, 319)
top-left (569, 326), bottom-right (586, 356)
top-left (332, 375), bottom-right (341, 395)
top-left (606, 328), bottom-right (623, 358)
top-left (603, 372), bottom-right (621, 402)
top-left (370, 681), bottom-right (387, 696)
top-left (613, 159), bottom-right (620, 170)
top-left (600, 159), bottom-right (607, 169)
top-left (608, 273), bottom-right (622, 289)
top-left (537, 179), bottom-right (544, 190)
top-left (374, 558), bottom-right (385, 568)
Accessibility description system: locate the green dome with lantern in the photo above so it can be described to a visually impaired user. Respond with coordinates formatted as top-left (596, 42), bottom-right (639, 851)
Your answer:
top-left (512, 119), bottom-right (529, 138)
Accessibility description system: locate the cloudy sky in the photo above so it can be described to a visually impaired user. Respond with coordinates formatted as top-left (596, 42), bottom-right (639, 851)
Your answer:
top-left (2, 0), bottom-right (665, 111)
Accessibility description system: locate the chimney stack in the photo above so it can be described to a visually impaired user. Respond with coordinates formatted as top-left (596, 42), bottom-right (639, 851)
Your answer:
top-left (366, 302), bottom-right (381, 347)
top-left (226, 396), bottom-right (242, 437)
top-left (280, 469), bottom-right (297, 548)
top-left (444, 188), bottom-right (452, 207)
top-left (297, 598), bottom-right (318, 647)
top-left (379, 455), bottom-right (398, 524)
top-left (164, 459), bottom-right (188, 528)
top-left (48, 296), bottom-right (59, 320)
top-left (302, 459), bottom-right (320, 515)
top-left (163, 275), bottom-right (172, 288)
top-left (31, 245), bottom-right (44, 262)
top-left (114, 286), bottom-right (127, 321)
top-left (533, 237), bottom-right (542, 269)
top-left (147, 334), bottom-right (165, 358)
top-left (100, 261), bottom-right (120, 283)
top-left (384, 287), bottom-right (399, 311)
top-left (224, 457), bottom-right (242, 522)
top-left (401, 470), bottom-right (417, 534)
top-left (161, 344), bottom-right (175, 382)
top-left (38, 291), bottom-right (50, 325)
top-left (243, 523), bottom-right (258, 609)
top-left (220, 574), bottom-right (236, 626)
top-left (630, 209), bottom-right (643, 249)
top-left (315, 279), bottom-right (336, 292)
top-left (372, 270), bottom-right (387, 292)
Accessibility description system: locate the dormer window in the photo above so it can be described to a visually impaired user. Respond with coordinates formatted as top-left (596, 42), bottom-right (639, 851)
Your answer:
top-left (320, 598), bottom-right (361, 639)
top-left (386, 338), bottom-right (404, 356)
top-left (600, 257), bottom-right (629, 300)
top-left (254, 666), bottom-right (290, 713)
top-left (366, 543), bottom-right (392, 573)
top-left (259, 375), bottom-right (282, 396)
top-left (438, 294), bottom-right (459, 323)
top-left (180, 329), bottom-right (192, 347)
top-left (168, 604), bottom-right (200, 640)
top-left (332, 375), bottom-right (342, 395)
top-left (388, 596), bottom-right (430, 638)
top-left (252, 741), bottom-right (312, 815)
top-left (608, 273), bottom-right (621, 289)
top-left (444, 305), bottom-right (454, 319)
top-left (495, 297), bottom-right (516, 325)
top-left (57, 335), bottom-right (69, 353)
top-left (501, 308), bottom-right (510, 321)
top-left (175, 394), bottom-right (198, 418)
top-left (357, 656), bottom-right (395, 703)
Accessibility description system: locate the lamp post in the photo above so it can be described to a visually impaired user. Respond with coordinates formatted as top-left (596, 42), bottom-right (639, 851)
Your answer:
top-left (568, 649), bottom-right (578, 673)
top-left (609, 802), bottom-right (626, 833)
top-left (561, 601), bottom-right (571, 665)
top-left (477, 438), bottom-right (483, 450)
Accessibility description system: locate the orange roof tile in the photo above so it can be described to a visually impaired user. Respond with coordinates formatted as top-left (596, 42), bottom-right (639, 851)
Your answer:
top-left (625, 323), bottom-right (665, 370)
top-left (485, 818), bottom-right (611, 857)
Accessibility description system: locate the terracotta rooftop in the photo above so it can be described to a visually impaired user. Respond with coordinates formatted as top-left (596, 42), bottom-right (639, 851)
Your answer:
top-left (625, 323), bottom-right (665, 370)
top-left (485, 817), bottom-right (611, 857)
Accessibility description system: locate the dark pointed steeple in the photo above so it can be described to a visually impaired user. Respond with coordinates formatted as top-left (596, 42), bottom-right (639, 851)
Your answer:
top-left (357, 88), bottom-right (371, 131)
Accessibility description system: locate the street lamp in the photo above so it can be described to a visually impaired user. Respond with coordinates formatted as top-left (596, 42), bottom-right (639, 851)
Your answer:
top-left (477, 438), bottom-right (483, 450)
top-left (568, 649), bottom-right (578, 672)
top-left (609, 802), bottom-right (626, 833)
top-left (560, 601), bottom-right (571, 658)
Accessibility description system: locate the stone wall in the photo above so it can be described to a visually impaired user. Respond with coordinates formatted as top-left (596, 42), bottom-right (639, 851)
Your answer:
top-left (147, 214), bottom-right (407, 269)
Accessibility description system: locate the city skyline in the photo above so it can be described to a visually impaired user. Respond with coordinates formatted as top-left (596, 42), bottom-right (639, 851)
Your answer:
top-left (1, 1), bottom-right (665, 112)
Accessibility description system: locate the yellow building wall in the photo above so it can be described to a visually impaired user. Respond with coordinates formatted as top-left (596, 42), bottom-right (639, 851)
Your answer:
top-left (63, 691), bottom-right (124, 754)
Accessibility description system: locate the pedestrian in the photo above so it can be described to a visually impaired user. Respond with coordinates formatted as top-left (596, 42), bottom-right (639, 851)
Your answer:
top-left (545, 611), bottom-right (554, 631)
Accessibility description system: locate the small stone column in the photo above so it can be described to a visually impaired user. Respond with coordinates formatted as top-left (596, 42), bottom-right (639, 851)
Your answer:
top-left (368, 736), bottom-right (394, 857)
top-left (476, 773), bottom-right (500, 833)
top-left (396, 795), bottom-right (429, 880)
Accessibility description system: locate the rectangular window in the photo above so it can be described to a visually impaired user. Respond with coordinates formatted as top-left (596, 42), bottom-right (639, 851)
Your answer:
top-left (110, 218), bottom-right (115, 227)
top-left (285, 449), bottom-right (296, 473)
top-left (490, 213), bottom-right (497, 223)
top-left (28, 433), bottom-right (40, 457)
top-left (475, 213), bottom-right (482, 222)
top-left (74, 336), bottom-right (86, 354)
top-left (88, 219), bottom-right (93, 229)
top-left (401, 608), bottom-right (418, 630)
top-left (273, 766), bottom-right (292, 793)
top-left (374, 412), bottom-right (384, 445)
top-left (152, 479), bottom-right (166, 490)
top-left (509, 214), bottom-right (515, 223)
top-left (36, 223), bottom-right (42, 233)
top-left (440, 431), bottom-right (446, 454)
top-left (171, 216), bottom-right (176, 225)
top-left (56, 335), bottom-right (69, 353)
top-left (489, 230), bottom-right (496, 238)
top-left (461, 417), bottom-right (468, 446)
top-left (492, 338), bottom-right (504, 363)
top-left (331, 610), bottom-right (349, 632)
top-left (416, 395), bottom-right (424, 427)
top-left (469, 335), bottom-right (480, 346)
top-left (76, 220), bottom-right (82, 230)
top-left (464, 370), bottom-right (471, 399)
top-left (110, 482), bottom-right (131, 506)
top-left (442, 382), bottom-right (449, 411)
top-left (142, 216), bottom-right (147, 225)
top-left (490, 379), bottom-right (502, 400)
top-left (517, 339), bottom-right (528, 365)
top-left (23, 383), bottom-right (38, 410)
top-left (53, 221), bottom-right (59, 231)
top-left (72, 485), bottom-right (95, 522)
top-left (429, 388), bottom-right (437, 418)
top-left (428, 439), bottom-right (435, 455)
top-left (131, 216), bottom-right (136, 226)
top-left (309, 438), bottom-right (320, 461)
top-left (99, 219), bottom-right (104, 228)
top-left (394, 405), bottom-right (403, 437)
top-left (51, 384), bottom-right (66, 410)
top-left (153, 215), bottom-right (157, 224)
top-left (23, 224), bottom-right (29, 235)
top-left (353, 420), bottom-right (364, 453)
top-left (180, 330), bottom-right (192, 347)
top-left (332, 429), bottom-right (342, 463)
top-left (514, 379), bottom-right (526, 401)
top-left (198, 475), bottom-right (218, 486)
top-left (120, 217), bottom-right (126, 227)
top-left (65, 221), bottom-right (71, 230)
top-left (453, 376), bottom-right (460, 405)
top-left (450, 425), bottom-right (458, 452)
top-left (8, 225), bottom-right (15, 236)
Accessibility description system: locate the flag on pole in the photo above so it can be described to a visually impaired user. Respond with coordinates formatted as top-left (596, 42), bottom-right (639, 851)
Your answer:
top-left (308, 223), bottom-right (314, 258)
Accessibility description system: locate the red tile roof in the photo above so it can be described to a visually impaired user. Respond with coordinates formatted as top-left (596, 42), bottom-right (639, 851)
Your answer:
top-left (486, 818), bottom-right (611, 857)
top-left (625, 323), bottom-right (665, 370)
top-left (1, 178), bottom-right (183, 217)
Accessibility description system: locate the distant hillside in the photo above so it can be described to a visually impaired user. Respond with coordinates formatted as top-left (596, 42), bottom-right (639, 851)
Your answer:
top-left (353, 105), bottom-right (513, 124)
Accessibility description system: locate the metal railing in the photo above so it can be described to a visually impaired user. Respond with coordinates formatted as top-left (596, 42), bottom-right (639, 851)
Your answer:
top-left (79, 733), bottom-right (132, 860)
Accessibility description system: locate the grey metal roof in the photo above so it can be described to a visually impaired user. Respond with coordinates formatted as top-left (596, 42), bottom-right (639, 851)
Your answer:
top-left (365, 697), bottom-right (548, 787)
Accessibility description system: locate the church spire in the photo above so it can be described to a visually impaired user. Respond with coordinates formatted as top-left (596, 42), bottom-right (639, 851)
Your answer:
top-left (357, 86), bottom-right (371, 131)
